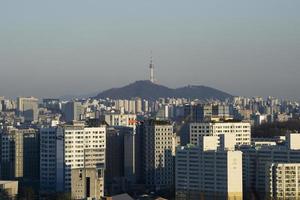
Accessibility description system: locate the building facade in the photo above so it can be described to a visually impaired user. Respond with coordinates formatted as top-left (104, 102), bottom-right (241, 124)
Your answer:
top-left (17, 97), bottom-right (39, 122)
top-left (266, 163), bottom-right (300, 199)
top-left (175, 145), bottom-right (243, 200)
top-left (71, 167), bottom-right (105, 200)
top-left (0, 127), bottom-right (39, 183)
top-left (40, 120), bottom-right (106, 198)
top-left (140, 120), bottom-right (176, 191)
top-left (190, 120), bottom-right (251, 147)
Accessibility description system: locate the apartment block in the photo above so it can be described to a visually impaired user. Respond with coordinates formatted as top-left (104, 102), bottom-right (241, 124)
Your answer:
top-left (190, 119), bottom-right (251, 147)
top-left (40, 120), bottom-right (106, 198)
top-left (140, 119), bottom-right (176, 191)
top-left (266, 163), bottom-right (300, 199)
top-left (175, 145), bottom-right (243, 200)
top-left (242, 133), bottom-right (300, 198)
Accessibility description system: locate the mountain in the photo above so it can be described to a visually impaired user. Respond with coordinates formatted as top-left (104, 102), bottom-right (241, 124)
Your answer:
top-left (95, 80), bottom-right (233, 100)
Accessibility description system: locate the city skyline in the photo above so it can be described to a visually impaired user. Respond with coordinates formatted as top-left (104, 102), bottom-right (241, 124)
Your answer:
top-left (1, 87), bottom-right (300, 199)
top-left (1, 1), bottom-right (300, 99)
top-left (1, 1), bottom-right (300, 199)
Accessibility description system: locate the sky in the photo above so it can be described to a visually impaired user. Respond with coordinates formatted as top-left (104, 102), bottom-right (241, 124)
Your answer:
top-left (0, 1), bottom-right (300, 100)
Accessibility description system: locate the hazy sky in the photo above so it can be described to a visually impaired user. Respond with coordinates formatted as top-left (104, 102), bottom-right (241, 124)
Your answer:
top-left (1, 1), bottom-right (300, 99)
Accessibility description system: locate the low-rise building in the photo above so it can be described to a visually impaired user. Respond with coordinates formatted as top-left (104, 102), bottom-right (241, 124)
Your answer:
top-left (0, 180), bottom-right (18, 199)
top-left (71, 167), bottom-right (105, 200)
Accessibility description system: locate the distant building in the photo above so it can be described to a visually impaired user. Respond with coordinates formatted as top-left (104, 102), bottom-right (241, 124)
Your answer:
top-left (156, 105), bottom-right (170, 120)
top-left (0, 96), bottom-right (4, 111)
top-left (183, 104), bottom-right (212, 122)
top-left (100, 112), bottom-right (137, 131)
top-left (43, 98), bottom-right (60, 112)
top-left (183, 104), bottom-right (230, 122)
top-left (275, 113), bottom-right (291, 122)
top-left (17, 97), bottom-right (39, 122)
top-left (63, 101), bottom-right (84, 122)
top-left (135, 98), bottom-right (142, 113)
top-left (212, 105), bottom-right (230, 119)
top-left (252, 113), bottom-right (268, 126)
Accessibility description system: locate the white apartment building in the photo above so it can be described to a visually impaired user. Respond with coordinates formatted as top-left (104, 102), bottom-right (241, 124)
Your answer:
top-left (266, 163), bottom-right (300, 199)
top-left (175, 144), bottom-right (243, 200)
top-left (190, 120), bottom-right (251, 147)
top-left (242, 133), bottom-right (300, 198)
top-left (40, 120), bottom-right (106, 197)
top-left (57, 121), bottom-right (106, 193)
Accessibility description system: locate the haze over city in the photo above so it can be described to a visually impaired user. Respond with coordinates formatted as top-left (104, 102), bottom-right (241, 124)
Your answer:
top-left (2, 1), bottom-right (300, 200)
top-left (1, 0), bottom-right (300, 99)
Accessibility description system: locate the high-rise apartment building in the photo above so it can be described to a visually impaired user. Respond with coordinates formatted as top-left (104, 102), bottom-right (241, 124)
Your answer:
top-left (190, 119), bottom-right (251, 147)
top-left (17, 97), bottom-right (39, 122)
top-left (242, 133), bottom-right (300, 198)
top-left (40, 120), bottom-right (106, 198)
top-left (57, 121), bottom-right (106, 193)
top-left (183, 104), bottom-right (212, 122)
top-left (40, 125), bottom-right (58, 193)
top-left (128, 100), bottom-right (136, 114)
top-left (139, 119), bottom-right (176, 191)
top-left (175, 145), bottom-right (243, 200)
top-left (266, 163), bottom-right (300, 199)
top-left (0, 127), bottom-right (39, 186)
top-left (135, 98), bottom-right (142, 113)
top-left (105, 126), bottom-right (136, 195)
top-left (183, 104), bottom-right (230, 122)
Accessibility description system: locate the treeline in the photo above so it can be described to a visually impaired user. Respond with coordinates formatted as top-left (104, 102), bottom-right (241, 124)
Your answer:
top-left (252, 119), bottom-right (300, 138)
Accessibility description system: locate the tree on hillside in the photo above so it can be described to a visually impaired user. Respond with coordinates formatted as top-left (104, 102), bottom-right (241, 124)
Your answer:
top-left (252, 120), bottom-right (300, 138)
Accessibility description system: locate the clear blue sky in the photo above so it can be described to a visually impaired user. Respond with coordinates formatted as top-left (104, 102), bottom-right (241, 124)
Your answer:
top-left (0, 1), bottom-right (300, 99)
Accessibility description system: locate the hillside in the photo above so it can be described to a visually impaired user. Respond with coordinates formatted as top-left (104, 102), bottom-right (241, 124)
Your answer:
top-left (95, 80), bottom-right (233, 100)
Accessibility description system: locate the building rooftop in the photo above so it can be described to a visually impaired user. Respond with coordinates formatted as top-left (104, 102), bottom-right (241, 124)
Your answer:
top-left (0, 180), bottom-right (18, 184)
top-left (145, 119), bottom-right (172, 126)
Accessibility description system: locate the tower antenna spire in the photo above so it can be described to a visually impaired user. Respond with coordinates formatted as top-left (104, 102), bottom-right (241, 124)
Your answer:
top-left (149, 51), bottom-right (154, 83)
